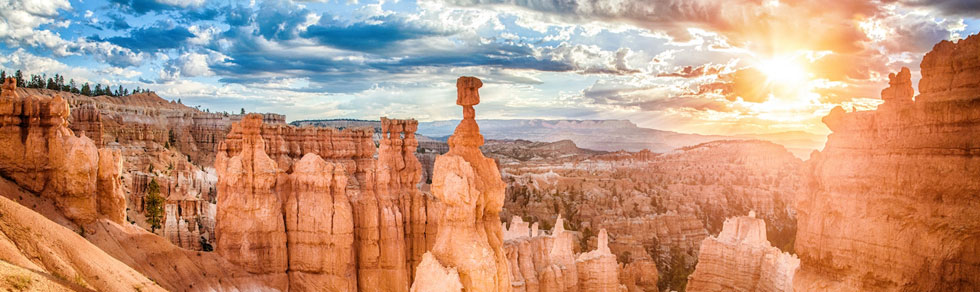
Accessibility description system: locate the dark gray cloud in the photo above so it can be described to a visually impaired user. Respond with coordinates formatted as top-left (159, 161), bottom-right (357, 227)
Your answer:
top-left (99, 22), bottom-right (194, 52)
top-left (301, 15), bottom-right (454, 52)
top-left (896, 0), bottom-right (980, 16)
top-left (109, 0), bottom-right (183, 15)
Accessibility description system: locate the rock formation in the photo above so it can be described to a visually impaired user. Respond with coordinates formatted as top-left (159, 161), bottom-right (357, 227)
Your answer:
top-left (215, 114), bottom-right (290, 289)
top-left (796, 34), bottom-right (980, 291)
top-left (412, 76), bottom-right (512, 292)
top-left (687, 212), bottom-right (798, 292)
top-left (502, 216), bottom-right (631, 292)
top-left (215, 111), bottom-right (436, 291)
top-left (575, 229), bottom-right (626, 292)
top-left (499, 139), bottom-right (801, 290)
top-left (0, 78), bottom-right (125, 225)
top-left (410, 253), bottom-right (464, 292)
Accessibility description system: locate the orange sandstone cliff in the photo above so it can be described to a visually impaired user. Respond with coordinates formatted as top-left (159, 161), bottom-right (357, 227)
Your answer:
top-left (795, 35), bottom-right (980, 291)
top-left (214, 110), bottom-right (437, 291)
top-left (0, 78), bottom-right (125, 225)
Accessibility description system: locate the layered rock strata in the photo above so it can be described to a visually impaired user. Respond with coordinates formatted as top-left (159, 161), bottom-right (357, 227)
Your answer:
top-left (216, 112), bottom-right (436, 291)
top-left (687, 212), bottom-right (798, 292)
top-left (412, 76), bottom-right (511, 292)
top-left (0, 78), bottom-right (125, 225)
top-left (796, 34), bottom-right (980, 292)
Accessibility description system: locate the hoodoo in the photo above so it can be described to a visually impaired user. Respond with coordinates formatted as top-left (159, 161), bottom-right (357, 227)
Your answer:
top-left (411, 76), bottom-right (512, 292)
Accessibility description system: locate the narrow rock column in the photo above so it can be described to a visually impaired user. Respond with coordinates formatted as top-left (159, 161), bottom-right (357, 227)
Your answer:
top-left (412, 76), bottom-right (512, 292)
top-left (214, 115), bottom-right (289, 290)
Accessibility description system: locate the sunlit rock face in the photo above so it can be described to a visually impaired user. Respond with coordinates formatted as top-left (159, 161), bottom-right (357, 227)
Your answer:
top-left (412, 76), bottom-right (512, 292)
top-left (0, 78), bottom-right (125, 225)
top-left (687, 213), bottom-right (798, 292)
top-left (216, 112), bottom-right (436, 291)
top-left (30, 85), bottom-right (274, 250)
top-left (796, 34), bottom-right (980, 292)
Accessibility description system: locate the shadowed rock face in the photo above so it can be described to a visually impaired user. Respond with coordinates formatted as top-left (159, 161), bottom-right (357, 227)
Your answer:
top-left (796, 34), bottom-right (980, 292)
top-left (687, 213), bottom-right (798, 292)
top-left (215, 113), bottom-right (437, 291)
top-left (0, 78), bottom-right (125, 225)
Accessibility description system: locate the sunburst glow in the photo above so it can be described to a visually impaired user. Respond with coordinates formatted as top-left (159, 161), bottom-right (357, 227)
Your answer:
top-left (757, 56), bottom-right (809, 87)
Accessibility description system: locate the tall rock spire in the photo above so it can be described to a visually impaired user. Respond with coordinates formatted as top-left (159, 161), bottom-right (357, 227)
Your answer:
top-left (411, 76), bottom-right (512, 292)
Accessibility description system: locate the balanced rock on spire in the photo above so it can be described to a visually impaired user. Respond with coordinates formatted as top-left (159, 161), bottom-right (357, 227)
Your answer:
top-left (411, 76), bottom-right (512, 292)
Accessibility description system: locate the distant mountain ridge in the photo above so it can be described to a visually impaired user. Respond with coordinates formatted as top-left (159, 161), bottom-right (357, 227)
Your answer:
top-left (288, 118), bottom-right (825, 158)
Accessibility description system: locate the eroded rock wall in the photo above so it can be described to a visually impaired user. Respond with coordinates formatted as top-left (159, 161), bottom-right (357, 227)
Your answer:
top-left (796, 34), bottom-right (980, 292)
top-left (216, 113), bottom-right (437, 291)
top-left (0, 78), bottom-right (125, 225)
top-left (687, 213), bottom-right (798, 292)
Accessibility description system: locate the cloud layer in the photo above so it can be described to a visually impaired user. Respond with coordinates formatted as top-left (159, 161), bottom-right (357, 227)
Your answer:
top-left (0, 0), bottom-right (976, 135)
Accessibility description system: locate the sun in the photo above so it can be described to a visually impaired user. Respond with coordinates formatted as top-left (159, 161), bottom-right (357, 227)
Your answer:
top-left (757, 56), bottom-right (809, 87)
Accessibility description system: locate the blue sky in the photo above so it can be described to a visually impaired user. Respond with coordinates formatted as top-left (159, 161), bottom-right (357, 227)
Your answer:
top-left (1, 0), bottom-right (977, 135)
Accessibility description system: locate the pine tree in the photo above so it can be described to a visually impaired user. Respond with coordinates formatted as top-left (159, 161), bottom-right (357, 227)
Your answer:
top-left (144, 179), bottom-right (165, 233)
top-left (81, 83), bottom-right (91, 96)
top-left (14, 70), bottom-right (23, 87)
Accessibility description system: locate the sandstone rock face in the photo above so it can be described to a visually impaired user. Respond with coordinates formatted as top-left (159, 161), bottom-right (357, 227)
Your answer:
top-left (0, 78), bottom-right (125, 225)
top-left (216, 112), bottom-right (436, 291)
top-left (687, 213), bottom-right (798, 292)
top-left (502, 216), bottom-right (628, 292)
top-left (575, 229), bottom-right (626, 292)
top-left (11, 86), bottom-right (253, 249)
top-left (215, 114), bottom-right (289, 289)
top-left (0, 180), bottom-right (164, 292)
top-left (412, 76), bottom-right (512, 292)
top-left (796, 35), bottom-right (980, 292)
top-left (286, 153), bottom-right (356, 291)
top-left (411, 252), bottom-right (464, 292)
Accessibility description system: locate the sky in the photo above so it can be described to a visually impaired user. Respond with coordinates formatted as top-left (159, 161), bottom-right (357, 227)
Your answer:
top-left (1, 0), bottom-right (978, 135)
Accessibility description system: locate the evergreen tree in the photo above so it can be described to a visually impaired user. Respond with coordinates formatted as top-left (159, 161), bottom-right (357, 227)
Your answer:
top-left (1, 70), bottom-right (6, 81)
top-left (69, 79), bottom-right (78, 93)
top-left (144, 179), bottom-right (165, 233)
top-left (14, 70), bottom-right (23, 87)
top-left (81, 83), bottom-right (91, 96)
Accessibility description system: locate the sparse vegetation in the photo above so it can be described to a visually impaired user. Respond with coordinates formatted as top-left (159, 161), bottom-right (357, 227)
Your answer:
top-left (0, 69), bottom-right (152, 96)
top-left (4, 274), bottom-right (32, 291)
